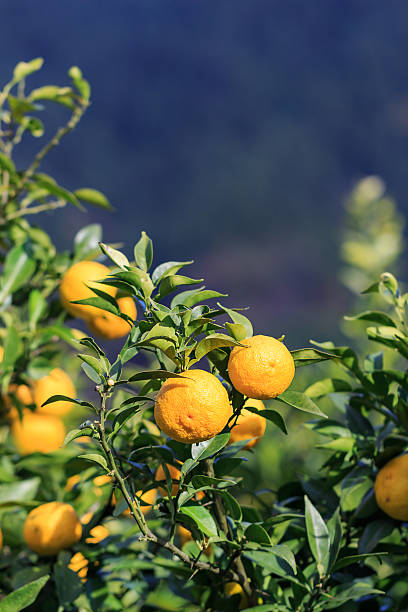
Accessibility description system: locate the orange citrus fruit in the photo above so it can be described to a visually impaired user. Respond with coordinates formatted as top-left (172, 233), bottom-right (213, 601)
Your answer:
top-left (69, 552), bottom-right (88, 581)
top-left (229, 399), bottom-right (266, 449)
top-left (23, 501), bottom-right (82, 555)
top-left (0, 527), bottom-right (2, 550)
top-left (154, 369), bottom-right (232, 444)
top-left (87, 296), bottom-right (136, 339)
top-left (59, 261), bottom-right (116, 319)
top-left (374, 454), bottom-right (408, 520)
top-left (11, 412), bottom-right (65, 454)
top-left (115, 488), bottom-right (156, 517)
top-left (65, 474), bottom-right (81, 491)
top-left (3, 383), bottom-right (34, 420)
top-left (177, 524), bottom-right (211, 557)
top-left (34, 368), bottom-right (76, 417)
top-left (228, 335), bottom-right (295, 399)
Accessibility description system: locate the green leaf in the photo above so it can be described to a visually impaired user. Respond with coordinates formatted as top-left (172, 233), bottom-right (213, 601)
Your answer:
top-left (77, 354), bottom-right (106, 378)
top-left (327, 507), bottom-right (342, 570)
top-left (156, 275), bottom-right (203, 300)
top-left (0, 152), bottom-right (16, 174)
top-left (2, 326), bottom-right (21, 370)
top-left (28, 85), bottom-right (75, 109)
top-left (216, 303), bottom-right (253, 338)
top-left (28, 289), bottom-right (47, 330)
top-left (128, 370), bottom-right (186, 383)
top-left (72, 296), bottom-right (119, 316)
top-left (13, 57), bottom-right (44, 82)
top-left (54, 563), bottom-right (83, 608)
top-left (225, 322), bottom-right (247, 342)
top-left (304, 378), bottom-right (352, 398)
top-left (195, 333), bottom-right (243, 361)
top-left (275, 390), bottom-right (327, 418)
top-left (215, 489), bottom-right (242, 521)
top-left (79, 453), bottom-right (108, 471)
top-left (291, 348), bottom-right (337, 367)
top-left (340, 468), bottom-right (372, 512)
top-left (98, 242), bottom-right (129, 269)
top-left (134, 231), bottom-right (153, 271)
top-left (304, 496), bottom-right (330, 578)
top-left (81, 362), bottom-right (103, 384)
top-left (63, 428), bottom-right (93, 446)
top-left (358, 519), bottom-right (394, 554)
top-left (333, 552), bottom-right (388, 571)
top-left (344, 310), bottom-right (397, 327)
top-left (179, 505), bottom-right (218, 537)
top-left (0, 245), bottom-right (36, 303)
top-left (68, 65), bottom-right (91, 100)
top-left (171, 287), bottom-right (227, 309)
top-left (112, 269), bottom-right (154, 297)
top-left (73, 224), bottom-right (102, 259)
top-left (75, 188), bottom-right (113, 211)
top-left (27, 357), bottom-right (53, 380)
top-left (245, 524), bottom-right (271, 545)
top-left (0, 574), bottom-right (49, 612)
top-left (152, 260), bottom-right (194, 285)
top-left (0, 478), bottom-right (40, 506)
top-left (40, 395), bottom-right (82, 408)
top-left (191, 433), bottom-right (230, 461)
top-left (35, 176), bottom-right (84, 209)
top-left (243, 545), bottom-right (296, 576)
top-left (244, 406), bottom-right (287, 435)
top-left (367, 325), bottom-right (404, 348)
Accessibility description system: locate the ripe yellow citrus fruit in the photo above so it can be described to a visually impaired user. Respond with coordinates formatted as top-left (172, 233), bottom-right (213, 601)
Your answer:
top-left (59, 261), bottom-right (116, 319)
top-left (0, 527), bottom-right (2, 550)
top-left (3, 383), bottom-right (34, 420)
top-left (228, 335), bottom-right (295, 399)
top-left (154, 369), bottom-right (232, 444)
top-left (23, 501), bottom-right (82, 555)
top-left (155, 464), bottom-right (181, 497)
top-left (65, 474), bottom-right (81, 491)
top-left (115, 488), bottom-right (156, 517)
top-left (374, 454), bottom-right (408, 520)
top-left (229, 399), bottom-right (266, 449)
top-left (93, 474), bottom-right (113, 487)
top-left (224, 582), bottom-right (248, 609)
top-left (11, 412), bottom-right (65, 454)
top-left (177, 524), bottom-right (211, 557)
top-left (85, 524), bottom-right (109, 544)
top-left (87, 296), bottom-right (137, 339)
top-left (34, 368), bottom-right (76, 417)
top-left (69, 552), bottom-right (88, 581)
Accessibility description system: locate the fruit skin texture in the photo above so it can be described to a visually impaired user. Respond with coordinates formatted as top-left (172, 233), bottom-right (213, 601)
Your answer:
top-left (228, 335), bottom-right (295, 399)
top-left (154, 369), bottom-right (233, 444)
top-left (229, 399), bottom-right (266, 449)
top-left (34, 368), bottom-right (76, 417)
top-left (11, 412), bottom-right (65, 454)
top-left (87, 296), bottom-right (136, 339)
top-left (374, 454), bottom-right (408, 520)
top-left (59, 261), bottom-right (116, 319)
top-left (23, 501), bottom-right (82, 556)
top-left (69, 552), bottom-right (88, 581)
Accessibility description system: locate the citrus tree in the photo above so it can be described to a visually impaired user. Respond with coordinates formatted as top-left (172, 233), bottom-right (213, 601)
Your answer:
top-left (0, 60), bottom-right (408, 612)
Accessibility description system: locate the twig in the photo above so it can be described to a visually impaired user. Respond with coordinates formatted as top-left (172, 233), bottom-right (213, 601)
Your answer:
top-left (6, 199), bottom-right (66, 220)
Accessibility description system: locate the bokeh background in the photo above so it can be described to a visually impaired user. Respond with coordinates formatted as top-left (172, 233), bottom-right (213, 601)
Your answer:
top-left (2, 1), bottom-right (408, 487)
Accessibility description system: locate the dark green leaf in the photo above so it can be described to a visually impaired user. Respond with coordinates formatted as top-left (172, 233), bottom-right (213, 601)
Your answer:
top-left (245, 524), bottom-right (270, 545)
top-left (215, 489), bottom-right (242, 521)
top-left (344, 310), bottom-right (397, 327)
top-left (333, 552), bottom-right (388, 571)
top-left (179, 505), bottom-right (218, 537)
top-left (0, 245), bottom-right (36, 303)
top-left (191, 433), bottom-right (230, 461)
top-left (291, 348), bottom-right (337, 367)
top-left (244, 406), bottom-right (287, 434)
top-left (54, 563), bottom-right (83, 608)
top-left (0, 575), bottom-right (49, 612)
top-left (358, 519), bottom-right (395, 554)
top-left (243, 545), bottom-right (296, 576)
top-left (81, 362), bottom-right (103, 384)
top-left (79, 453), bottom-right (108, 470)
top-left (304, 496), bottom-right (330, 578)
top-left (128, 370), bottom-right (186, 383)
top-left (327, 507), bottom-right (342, 570)
top-left (72, 296), bottom-right (119, 316)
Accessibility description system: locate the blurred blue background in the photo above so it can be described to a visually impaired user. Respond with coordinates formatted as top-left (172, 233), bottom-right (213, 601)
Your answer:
top-left (2, 0), bottom-right (408, 347)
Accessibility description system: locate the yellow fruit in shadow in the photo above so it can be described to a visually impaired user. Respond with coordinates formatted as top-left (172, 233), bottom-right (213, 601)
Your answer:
top-left (155, 464), bottom-right (181, 497)
top-left (4, 384), bottom-right (34, 420)
top-left (224, 582), bottom-right (248, 610)
top-left (154, 369), bottom-right (232, 444)
top-left (0, 527), bottom-right (3, 550)
top-left (85, 524), bottom-right (109, 544)
top-left (87, 296), bottom-right (137, 339)
top-left (120, 488), bottom-right (156, 517)
top-left (228, 335), bottom-right (295, 399)
top-left (59, 261), bottom-right (116, 319)
top-left (229, 399), bottom-right (266, 449)
top-left (65, 474), bottom-right (81, 491)
top-left (177, 524), bottom-right (211, 557)
top-left (69, 552), bottom-right (88, 581)
top-left (34, 368), bottom-right (76, 417)
top-left (374, 454), bottom-right (408, 520)
top-left (11, 412), bottom-right (65, 454)
top-left (24, 502), bottom-right (82, 555)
